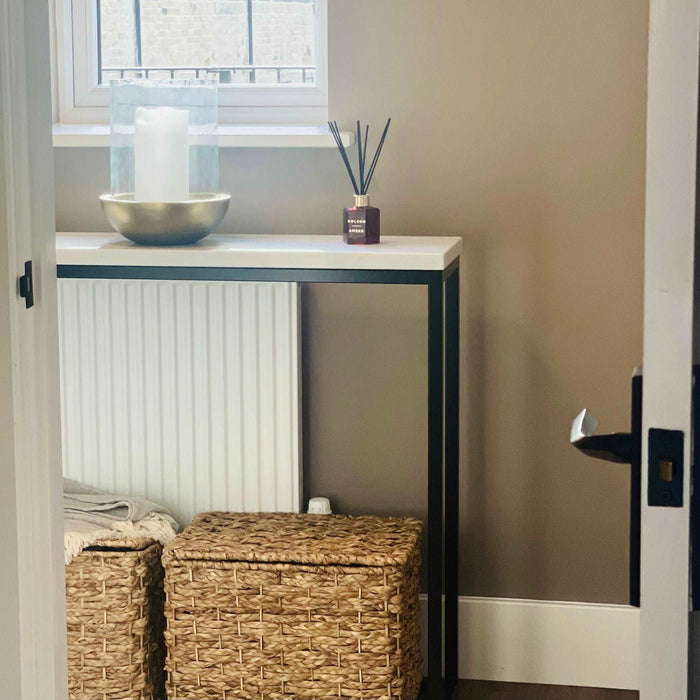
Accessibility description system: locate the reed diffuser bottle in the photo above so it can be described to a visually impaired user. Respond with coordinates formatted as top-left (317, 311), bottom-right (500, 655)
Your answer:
top-left (329, 118), bottom-right (391, 245)
top-left (344, 194), bottom-right (379, 244)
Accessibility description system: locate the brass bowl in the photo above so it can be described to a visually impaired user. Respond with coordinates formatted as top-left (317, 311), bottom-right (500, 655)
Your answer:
top-left (99, 193), bottom-right (231, 245)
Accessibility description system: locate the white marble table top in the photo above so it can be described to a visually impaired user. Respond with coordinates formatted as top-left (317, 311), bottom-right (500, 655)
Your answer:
top-left (56, 233), bottom-right (462, 271)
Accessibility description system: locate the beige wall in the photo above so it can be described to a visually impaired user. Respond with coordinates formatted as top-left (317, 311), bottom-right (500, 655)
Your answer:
top-left (54, 0), bottom-right (648, 603)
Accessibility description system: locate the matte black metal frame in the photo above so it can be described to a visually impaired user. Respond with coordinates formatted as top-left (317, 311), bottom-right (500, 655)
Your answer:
top-left (58, 260), bottom-right (461, 700)
top-left (630, 373), bottom-right (641, 608)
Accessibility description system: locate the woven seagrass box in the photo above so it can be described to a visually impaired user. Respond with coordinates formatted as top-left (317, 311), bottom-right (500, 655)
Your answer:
top-left (65, 536), bottom-right (166, 700)
top-left (163, 512), bottom-right (423, 700)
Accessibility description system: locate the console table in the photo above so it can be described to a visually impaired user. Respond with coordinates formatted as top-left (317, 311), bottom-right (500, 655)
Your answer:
top-left (56, 232), bottom-right (462, 700)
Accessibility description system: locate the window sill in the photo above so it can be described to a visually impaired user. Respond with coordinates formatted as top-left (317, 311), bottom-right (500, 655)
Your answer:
top-left (52, 123), bottom-right (355, 148)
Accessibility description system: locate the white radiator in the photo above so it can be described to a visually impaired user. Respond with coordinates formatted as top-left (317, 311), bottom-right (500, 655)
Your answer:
top-left (58, 278), bottom-right (301, 526)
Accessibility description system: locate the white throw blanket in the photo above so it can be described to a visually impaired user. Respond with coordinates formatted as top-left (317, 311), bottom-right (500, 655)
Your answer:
top-left (64, 478), bottom-right (179, 565)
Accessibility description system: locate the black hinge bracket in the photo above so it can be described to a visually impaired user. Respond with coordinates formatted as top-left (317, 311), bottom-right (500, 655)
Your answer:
top-left (18, 260), bottom-right (34, 309)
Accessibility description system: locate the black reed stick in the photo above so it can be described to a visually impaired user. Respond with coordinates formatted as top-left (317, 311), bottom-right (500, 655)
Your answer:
top-left (334, 122), bottom-right (360, 194)
top-left (362, 124), bottom-right (369, 192)
top-left (363, 118), bottom-right (391, 194)
top-left (330, 121), bottom-right (359, 194)
top-left (328, 118), bottom-right (391, 196)
top-left (357, 120), bottom-right (364, 194)
top-left (328, 120), bottom-right (359, 194)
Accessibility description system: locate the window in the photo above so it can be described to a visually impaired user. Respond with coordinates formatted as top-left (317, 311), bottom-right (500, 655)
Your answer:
top-left (53, 0), bottom-right (328, 124)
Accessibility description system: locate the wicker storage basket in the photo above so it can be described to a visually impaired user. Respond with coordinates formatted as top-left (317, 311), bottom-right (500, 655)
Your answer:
top-left (163, 512), bottom-right (423, 700)
top-left (65, 536), bottom-right (166, 700)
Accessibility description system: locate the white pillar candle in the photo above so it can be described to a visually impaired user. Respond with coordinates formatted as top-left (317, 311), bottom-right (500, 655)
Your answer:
top-left (134, 106), bottom-right (189, 202)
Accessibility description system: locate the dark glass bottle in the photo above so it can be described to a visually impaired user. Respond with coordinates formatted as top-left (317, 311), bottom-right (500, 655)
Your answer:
top-left (343, 194), bottom-right (380, 244)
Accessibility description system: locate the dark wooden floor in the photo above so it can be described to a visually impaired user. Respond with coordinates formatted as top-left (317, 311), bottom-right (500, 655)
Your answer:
top-left (455, 680), bottom-right (638, 700)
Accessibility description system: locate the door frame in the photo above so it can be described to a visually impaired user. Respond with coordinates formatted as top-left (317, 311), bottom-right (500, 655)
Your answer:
top-left (5, 1), bottom-right (700, 698)
top-left (640, 0), bottom-right (700, 698)
top-left (0, 0), bottom-right (67, 698)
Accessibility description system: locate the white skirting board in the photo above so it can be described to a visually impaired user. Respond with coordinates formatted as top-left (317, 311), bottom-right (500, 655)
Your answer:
top-left (58, 278), bottom-right (301, 526)
top-left (419, 596), bottom-right (639, 690)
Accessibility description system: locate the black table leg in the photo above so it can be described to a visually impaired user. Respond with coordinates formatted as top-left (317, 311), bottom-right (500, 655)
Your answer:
top-left (444, 266), bottom-right (460, 699)
top-left (428, 276), bottom-right (444, 700)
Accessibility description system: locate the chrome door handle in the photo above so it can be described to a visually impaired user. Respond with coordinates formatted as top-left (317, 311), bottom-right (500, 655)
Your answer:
top-left (570, 409), bottom-right (633, 463)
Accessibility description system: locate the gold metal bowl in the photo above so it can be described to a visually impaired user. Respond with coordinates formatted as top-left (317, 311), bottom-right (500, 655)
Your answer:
top-left (99, 193), bottom-right (231, 245)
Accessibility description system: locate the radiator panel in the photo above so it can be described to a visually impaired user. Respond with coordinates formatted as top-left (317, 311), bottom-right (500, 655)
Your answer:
top-left (58, 278), bottom-right (301, 526)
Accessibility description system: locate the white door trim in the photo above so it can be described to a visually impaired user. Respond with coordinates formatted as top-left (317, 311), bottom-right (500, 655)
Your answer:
top-left (641, 1), bottom-right (700, 698)
top-left (0, 1), bottom-right (67, 698)
top-left (419, 596), bottom-right (639, 691)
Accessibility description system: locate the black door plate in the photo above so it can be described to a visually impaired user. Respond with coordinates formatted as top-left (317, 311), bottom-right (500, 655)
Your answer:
top-left (648, 428), bottom-right (684, 507)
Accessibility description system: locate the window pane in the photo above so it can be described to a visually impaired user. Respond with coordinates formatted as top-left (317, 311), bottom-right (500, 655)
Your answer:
top-left (98, 0), bottom-right (316, 85)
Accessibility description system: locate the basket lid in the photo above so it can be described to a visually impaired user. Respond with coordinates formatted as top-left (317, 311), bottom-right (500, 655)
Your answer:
top-left (84, 535), bottom-right (159, 552)
top-left (164, 512), bottom-right (422, 567)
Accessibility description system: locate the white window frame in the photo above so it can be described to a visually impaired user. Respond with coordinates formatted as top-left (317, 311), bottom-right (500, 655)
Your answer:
top-left (52, 0), bottom-right (328, 125)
